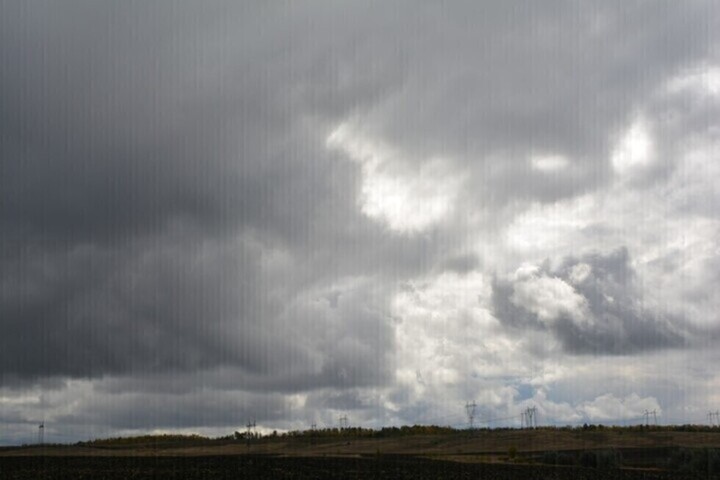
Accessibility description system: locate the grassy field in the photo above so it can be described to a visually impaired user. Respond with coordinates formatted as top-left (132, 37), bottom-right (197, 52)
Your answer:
top-left (0, 454), bottom-right (708, 480)
top-left (3, 427), bottom-right (720, 478)
top-left (5, 427), bottom-right (720, 457)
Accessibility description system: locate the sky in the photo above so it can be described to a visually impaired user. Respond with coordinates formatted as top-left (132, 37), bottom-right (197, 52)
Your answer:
top-left (1, 1), bottom-right (720, 445)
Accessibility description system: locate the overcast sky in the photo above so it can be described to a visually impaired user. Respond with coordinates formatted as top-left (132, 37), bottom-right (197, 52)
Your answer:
top-left (1, 1), bottom-right (720, 445)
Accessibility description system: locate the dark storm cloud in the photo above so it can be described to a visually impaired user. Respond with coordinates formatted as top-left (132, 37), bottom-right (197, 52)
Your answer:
top-left (55, 389), bottom-right (290, 431)
top-left (0, 225), bottom-right (397, 388)
top-left (492, 249), bottom-right (688, 355)
top-left (0, 1), bottom-right (396, 245)
top-left (0, 0), bottom-right (411, 384)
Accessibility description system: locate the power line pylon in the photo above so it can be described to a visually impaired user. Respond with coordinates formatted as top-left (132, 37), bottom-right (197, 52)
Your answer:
top-left (339, 415), bottom-right (348, 430)
top-left (465, 402), bottom-right (477, 430)
top-left (246, 420), bottom-right (256, 442)
top-left (38, 423), bottom-right (44, 445)
top-left (522, 406), bottom-right (537, 429)
top-left (531, 406), bottom-right (537, 428)
top-left (709, 411), bottom-right (720, 427)
top-left (642, 410), bottom-right (657, 426)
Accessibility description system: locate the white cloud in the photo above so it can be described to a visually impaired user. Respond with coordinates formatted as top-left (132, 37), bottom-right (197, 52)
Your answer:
top-left (665, 64), bottom-right (720, 98)
top-left (510, 265), bottom-right (590, 327)
top-left (505, 195), bottom-right (596, 257)
top-left (531, 154), bottom-right (570, 172)
top-left (568, 263), bottom-right (591, 284)
top-left (327, 122), bottom-right (462, 234)
top-left (392, 271), bottom-right (499, 388)
top-left (389, 271), bottom-right (541, 423)
top-left (579, 393), bottom-right (661, 422)
top-left (611, 117), bottom-right (655, 176)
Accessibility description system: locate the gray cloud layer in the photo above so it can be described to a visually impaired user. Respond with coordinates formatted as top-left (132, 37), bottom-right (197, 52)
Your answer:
top-left (1, 1), bottom-right (719, 441)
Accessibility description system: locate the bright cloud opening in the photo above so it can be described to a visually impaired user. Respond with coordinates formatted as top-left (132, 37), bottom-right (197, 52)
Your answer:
top-left (611, 117), bottom-right (654, 175)
top-left (531, 154), bottom-right (570, 172)
top-left (327, 122), bottom-right (462, 234)
top-left (666, 65), bottom-right (720, 97)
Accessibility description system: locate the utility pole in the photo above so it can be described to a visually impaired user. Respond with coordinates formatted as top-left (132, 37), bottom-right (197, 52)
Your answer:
top-left (38, 423), bottom-right (44, 446)
top-left (465, 402), bottom-right (477, 430)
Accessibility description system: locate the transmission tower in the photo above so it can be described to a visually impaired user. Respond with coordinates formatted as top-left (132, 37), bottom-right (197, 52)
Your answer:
top-left (246, 420), bottom-right (256, 439)
top-left (530, 406), bottom-right (537, 428)
top-left (339, 415), bottom-right (348, 430)
top-left (709, 411), bottom-right (720, 426)
top-left (522, 406), bottom-right (537, 429)
top-left (465, 402), bottom-right (477, 430)
top-left (643, 410), bottom-right (657, 426)
top-left (38, 423), bottom-right (44, 445)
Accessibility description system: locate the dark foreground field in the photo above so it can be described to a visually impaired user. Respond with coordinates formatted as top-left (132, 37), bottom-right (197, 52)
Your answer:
top-left (0, 455), bottom-right (712, 480)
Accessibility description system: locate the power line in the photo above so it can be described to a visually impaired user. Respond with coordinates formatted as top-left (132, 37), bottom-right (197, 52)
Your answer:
top-left (471, 413), bottom-right (520, 427)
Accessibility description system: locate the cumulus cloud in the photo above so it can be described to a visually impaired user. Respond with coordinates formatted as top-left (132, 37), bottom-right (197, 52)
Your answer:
top-left (579, 393), bottom-right (661, 422)
top-left (493, 249), bottom-right (689, 354)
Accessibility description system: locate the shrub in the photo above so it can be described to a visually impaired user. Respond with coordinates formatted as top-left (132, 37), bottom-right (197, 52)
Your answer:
top-left (670, 448), bottom-right (720, 474)
top-left (579, 450), bottom-right (596, 468)
top-left (557, 452), bottom-right (575, 466)
top-left (595, 449), bottom-right (621, 469)
top-left (541, 451), bottom-right (576, 466)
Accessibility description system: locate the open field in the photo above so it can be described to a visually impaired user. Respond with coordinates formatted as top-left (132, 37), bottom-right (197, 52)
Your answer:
top-left (3, 428), bottom-right (720, 478)
top-left (0, 455), bottom-right (711, 480)
top-left (4, 428), bottom-right (720, 457)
